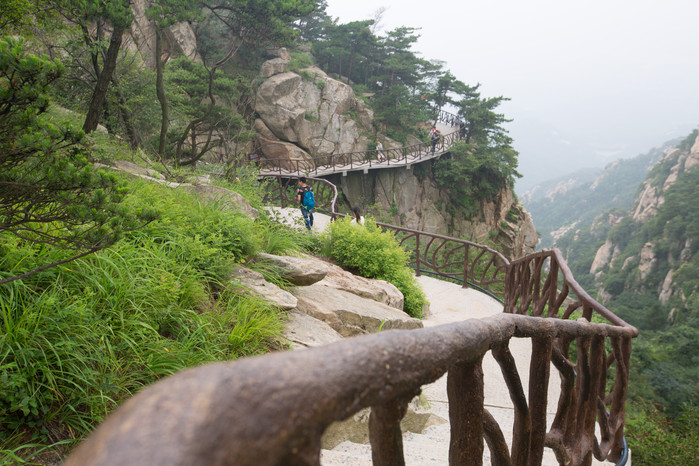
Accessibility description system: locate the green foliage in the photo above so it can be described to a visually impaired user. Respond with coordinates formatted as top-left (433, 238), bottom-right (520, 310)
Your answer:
top-left (0, 175), bottom-right (293, 458)
top-left (288, 50), bottom-right (314, 72)
top-left (0, 0), bottom-right (36, 33)
top-left (323, 218), bottom-right (427, 317)
top-left (434, 140), bottom-right (520, 216)
top-left (299, 69), bottom-right (314, 81)
top-left (526, 145), bottom-right (668, 249)
top-left (626, 401), bottom-right (699, 465)
top-left (0, 37), bottom-right (152, 285)
top-left (122, 181), bottom-right (257, 282)
top-left (163, 57), bottom-right (253, 164)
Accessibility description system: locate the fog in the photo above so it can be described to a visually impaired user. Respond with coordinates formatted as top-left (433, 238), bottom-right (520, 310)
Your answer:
top-left (325, 0), bottom-right (699, 193)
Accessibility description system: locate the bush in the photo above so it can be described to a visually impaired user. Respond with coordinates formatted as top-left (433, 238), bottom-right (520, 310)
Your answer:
top-left (323, 218), bottom-right (427, 318)
top-left (626, 401), bottom-right (699, 464)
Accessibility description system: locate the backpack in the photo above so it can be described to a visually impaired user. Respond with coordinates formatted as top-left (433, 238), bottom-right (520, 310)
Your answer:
top-left (302, 188), bottom-right (315, 210)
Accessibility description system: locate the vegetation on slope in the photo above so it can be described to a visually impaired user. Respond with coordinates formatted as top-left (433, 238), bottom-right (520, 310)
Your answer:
top-left (322, 218), bottom-right (427, 318)
top-left (549, 130), bottom-right (699, 462)
top-left (524, 143), bottom-right (670, 249)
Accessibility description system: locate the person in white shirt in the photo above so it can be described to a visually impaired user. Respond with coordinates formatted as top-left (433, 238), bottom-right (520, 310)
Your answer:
top-left (376, 141), bottom-right (386, 161)
top-left (351, 206), bottom-right (365, 225)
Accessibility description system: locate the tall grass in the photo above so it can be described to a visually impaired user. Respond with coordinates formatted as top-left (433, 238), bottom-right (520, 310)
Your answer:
top-left (0, 172), bottom-right (310, 461)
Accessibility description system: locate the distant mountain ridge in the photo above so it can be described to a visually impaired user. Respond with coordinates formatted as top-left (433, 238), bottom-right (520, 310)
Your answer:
top-left (521, 139), bottom-right (679, 249)
top-left (531, 129), bottom-right (699, 417)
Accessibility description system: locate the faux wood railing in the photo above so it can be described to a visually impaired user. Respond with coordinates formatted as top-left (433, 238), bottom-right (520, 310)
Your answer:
top-left (65, 178), bottom-right (637, 466)
top-left (261, 175), bottom-right (339, 217)
top-left (262, 174), bottom-right (507, 299)
top-left (259, 110), bottom-right (463, 176)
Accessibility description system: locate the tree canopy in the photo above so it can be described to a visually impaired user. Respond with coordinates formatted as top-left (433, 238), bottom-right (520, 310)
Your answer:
top-left (0, 37), bottom-right (152, 284)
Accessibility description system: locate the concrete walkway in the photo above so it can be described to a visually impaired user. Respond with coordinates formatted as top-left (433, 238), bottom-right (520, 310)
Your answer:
top-left (321, 275), bottom-right (612, 465)
top-left (259, 122), bottom-right (457, 178)
top-left (264, 206), bottom-right (612, 464)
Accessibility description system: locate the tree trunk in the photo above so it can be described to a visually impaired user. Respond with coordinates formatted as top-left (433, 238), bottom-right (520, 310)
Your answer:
top-left (112, 77), bottom-right (141, 149)
top-left (83, 25), bottom-right (124, 133)
top-left (155, 28), bottom-right (169, 160)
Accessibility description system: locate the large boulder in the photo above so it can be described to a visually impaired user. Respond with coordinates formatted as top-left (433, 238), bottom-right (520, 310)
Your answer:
top-left (254, 119), bottom-right (314, 170)
top-left (292, 283), bottom-right (422, 337)
top-left (284, 310), bottom-right (343, 350)
top-left (321, 262), bottom-right (404, 310)
top-left (260, 58), bottom-right (290, 78)
top-left (255, 68), bottom-right (373, 160)
top-left (256, 253), bottom-right (329, 286)
top-left (228, 266), bottom-right (297, 310)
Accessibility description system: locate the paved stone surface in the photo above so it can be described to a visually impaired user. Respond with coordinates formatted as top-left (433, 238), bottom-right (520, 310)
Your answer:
top-left (321, 275), bottom-right (613, 465)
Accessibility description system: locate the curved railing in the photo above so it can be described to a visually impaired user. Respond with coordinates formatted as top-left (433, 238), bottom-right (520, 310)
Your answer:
top-left (259, 110), bottom-right (464, 176)
top-left (65, 177), bottom-right (638, 466)
top-left (65, 315), bottom-right (636, 466)
top-left (261, 175), bottom-right (339, 216)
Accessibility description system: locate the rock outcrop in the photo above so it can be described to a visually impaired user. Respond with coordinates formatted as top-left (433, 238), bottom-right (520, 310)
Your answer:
top-left (328, 168), bottom-right (537, 259)
top-left (256, 253), bottom-right (329, 286)
top-left (225, 253), bottom-right (424, 347)
top-left (129, 0), bottom-right (201, 69)
top-left (293, 283), bottom-right (422, 337)
top-left (254, 62), bottom-right (373, 164)
top-left (228, 266), bottom-right (298, 311)
top-left (589, 131), bottom-right (699, 307)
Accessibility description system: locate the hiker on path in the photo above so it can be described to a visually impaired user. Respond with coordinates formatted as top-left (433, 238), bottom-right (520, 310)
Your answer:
top-left (297, 177), bottom-right (314, 231)
top-left (430, 128), bottom-right (441, 154)
top-left (351, 206), bottom-right (365, 225)
top-left (376, 141), bottom-right (386, 161)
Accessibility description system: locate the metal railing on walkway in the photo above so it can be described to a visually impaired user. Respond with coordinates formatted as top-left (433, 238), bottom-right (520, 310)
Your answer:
top-left (66, 176), bottom-right (637, 466)
top-left (259, 110), bottom-right (464, 177)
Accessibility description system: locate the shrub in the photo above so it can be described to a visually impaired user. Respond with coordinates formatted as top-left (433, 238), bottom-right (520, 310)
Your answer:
top-left (626, 401), bottom-right (699, 464)
top-left (323, 218), bottom-right (427, 318)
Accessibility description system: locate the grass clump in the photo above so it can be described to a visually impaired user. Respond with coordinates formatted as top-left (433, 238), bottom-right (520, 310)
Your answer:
top-left (0, 173), bottom-right (305, 461)
top-left (322, 218), bottom-right (427, 318)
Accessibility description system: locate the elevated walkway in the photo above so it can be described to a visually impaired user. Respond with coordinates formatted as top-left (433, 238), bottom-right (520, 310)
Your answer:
top-left (259, 121), bottom-right (460, 178)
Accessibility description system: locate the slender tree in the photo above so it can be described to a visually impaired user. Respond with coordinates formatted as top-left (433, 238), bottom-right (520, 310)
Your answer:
top-left (0, 38), bottom-right (153, 284)
top-left (52, 0), bottom-right (134, 133)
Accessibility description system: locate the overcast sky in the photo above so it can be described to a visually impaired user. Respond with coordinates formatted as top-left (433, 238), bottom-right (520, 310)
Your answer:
top-left (325, 0), bottom-right (699, 192)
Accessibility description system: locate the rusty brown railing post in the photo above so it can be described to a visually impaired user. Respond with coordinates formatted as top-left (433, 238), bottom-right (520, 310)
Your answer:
top-left (528, 337), bottom-right (553, 466)
top-left (448, 356), bottom-right (485, 465)
top-left (369, 398), bottom-right (411, 466)
top-left (414, 234), bottom-right (421, 277)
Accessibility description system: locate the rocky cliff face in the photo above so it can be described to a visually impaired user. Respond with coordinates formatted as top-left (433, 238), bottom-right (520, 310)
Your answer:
top-left (254, 54), bottom-right (373, 167)
top-left (253, 60), bottom-right (536, 259)
top-left (327, 167), bottom-right (537, 259)
top-left (589, 131), bottom-right (699, 309)
top-left (128, 0), bottom-right (201, 69)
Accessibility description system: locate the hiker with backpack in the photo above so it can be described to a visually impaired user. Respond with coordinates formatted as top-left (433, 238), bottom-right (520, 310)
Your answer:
top-left (297, 177), bottom-right (315, 231)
